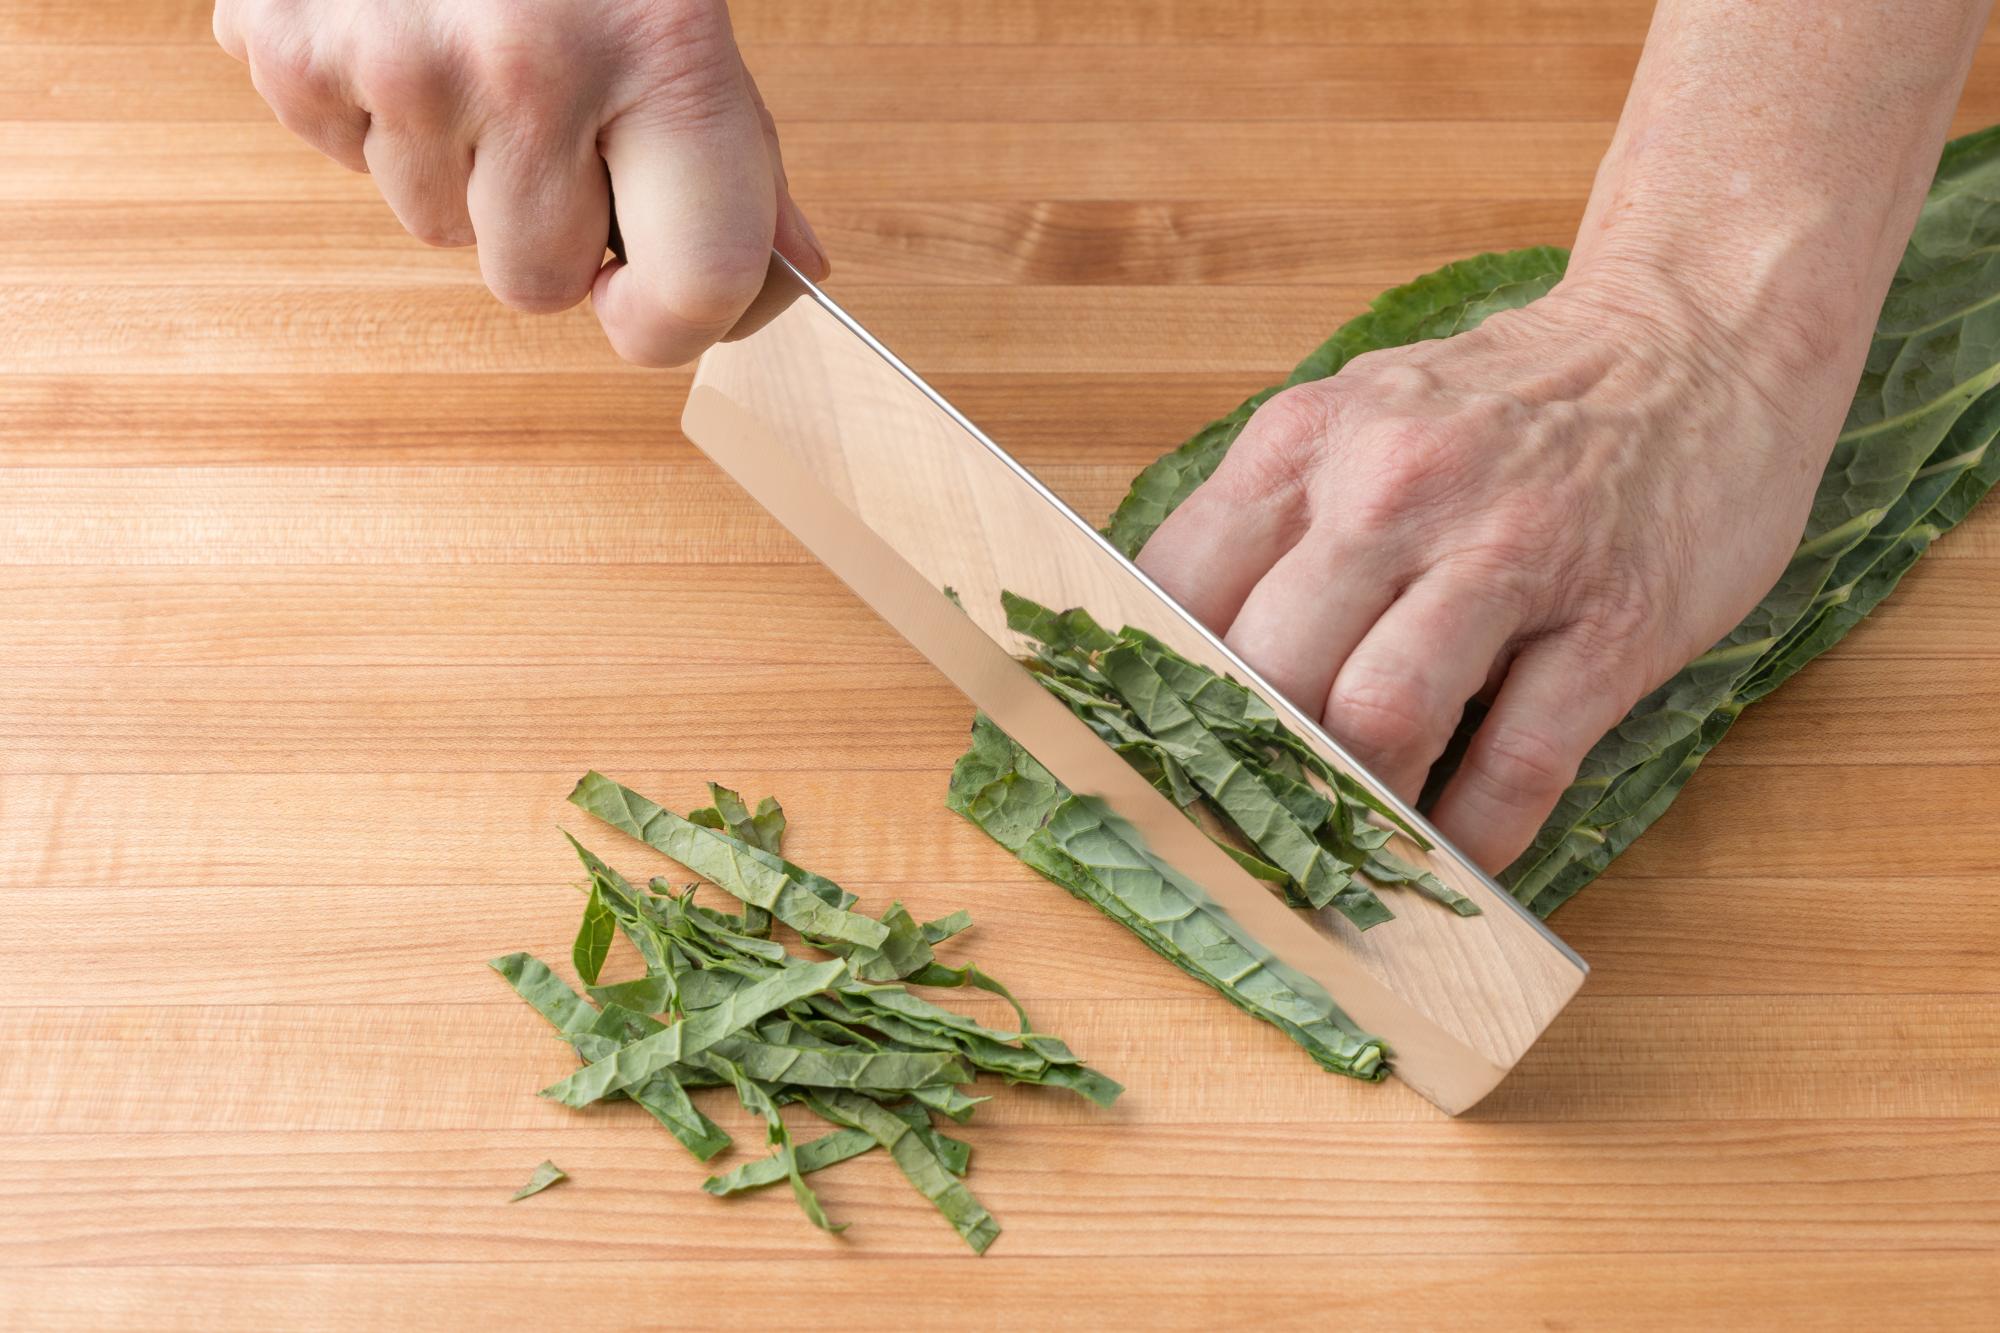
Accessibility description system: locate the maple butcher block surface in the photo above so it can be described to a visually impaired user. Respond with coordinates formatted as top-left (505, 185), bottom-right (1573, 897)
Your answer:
top-left (2, 2), bottom-right (1997, 1327)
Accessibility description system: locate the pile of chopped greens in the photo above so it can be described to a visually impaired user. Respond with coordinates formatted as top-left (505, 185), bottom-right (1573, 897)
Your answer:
top-left (953, 124), bottom-right (2000, 1073)
top-left (493, 771), bottom-right (1121, 1254)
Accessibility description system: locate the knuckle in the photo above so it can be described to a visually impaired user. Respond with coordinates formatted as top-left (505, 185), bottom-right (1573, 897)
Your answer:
top-left (1440, 555), bottom-right (1539, 621)
top-left (1471, 719), bottom-right (1577, 805)
top-left (1324, 671), bottom-right (1434, 764)
top-left (352, 44), bottom-right (450, 117)
top-left (1556, 542), bottom-right (1662, 663)
top-left (658, 248), bottom-right (768, 327)
top-left (1247, 383), bottom-right (1330, 445)
top-left (1343, 418), bottom-right (1466, 530)
top-left (244, 24), bottom-right (332, 109)
top-left (212, 3), bottom-right (240, 57)
top-left (1213, 388), bottom-right (1327, 502)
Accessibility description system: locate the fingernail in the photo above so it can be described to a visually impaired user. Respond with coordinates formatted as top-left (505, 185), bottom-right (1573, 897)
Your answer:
top-left (794, 205), bottom-right (830, 277)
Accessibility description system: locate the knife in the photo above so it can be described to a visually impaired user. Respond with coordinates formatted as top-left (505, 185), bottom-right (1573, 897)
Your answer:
top-left (679, 251), bottom-right (1587, 1114)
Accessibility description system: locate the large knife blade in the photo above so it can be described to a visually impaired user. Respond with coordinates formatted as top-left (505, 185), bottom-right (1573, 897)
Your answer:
top-left (681, 253), bottom-right (1586, 1114)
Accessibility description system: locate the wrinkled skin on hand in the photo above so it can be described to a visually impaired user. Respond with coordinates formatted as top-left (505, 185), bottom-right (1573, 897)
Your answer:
top-left (1137, 281), bottom-right (1834, 871)
top-left (213, 0), bottom-right (825, 365)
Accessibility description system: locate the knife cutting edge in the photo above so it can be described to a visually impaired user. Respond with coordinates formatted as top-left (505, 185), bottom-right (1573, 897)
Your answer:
top-left (680, 251), bottom-right (1587, 1114)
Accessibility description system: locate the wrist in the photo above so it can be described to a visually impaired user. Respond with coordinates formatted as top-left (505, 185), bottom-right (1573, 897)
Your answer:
top-left (1551, 239), bottom-right (1867, 448)
top-left (1570, 229), bottom-right (1862, 382)
top-left (1524, 256), bottom-right (1851, 482)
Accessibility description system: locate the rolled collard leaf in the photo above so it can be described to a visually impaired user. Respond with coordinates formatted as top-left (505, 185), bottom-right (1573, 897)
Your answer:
top-left (1026, 795), bottom-right (1387, 1080)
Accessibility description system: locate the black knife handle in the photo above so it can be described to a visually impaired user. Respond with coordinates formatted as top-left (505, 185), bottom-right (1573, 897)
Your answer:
top-left (604, 168), bottom-right (626, 264)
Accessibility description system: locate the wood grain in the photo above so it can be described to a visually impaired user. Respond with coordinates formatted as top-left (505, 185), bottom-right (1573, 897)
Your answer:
top-left (4, 0), bottom-right (1998, 1326)
top-left (2, 1258), bottom-right (1994, 1333)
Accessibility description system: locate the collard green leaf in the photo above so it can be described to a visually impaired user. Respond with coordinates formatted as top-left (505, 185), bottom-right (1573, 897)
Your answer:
top-left (509, 1160), bottom-right (567, 1201)
top-left (1359, 852), bottom-right (1480, 917)
top-left (909, 1082), bottom-right (992, 1123)
top-left (704, 1033), bottom-right (971, 1092)
top-left (886, 1100), bottom-right (972, 1176)
top-left (699, 1053), bottom-right (847, 1233)
top-left (1002, 589), bottom-right (1117, 653)
top-left (706, 781), bottom-right (773, 936)
top-left (490, 952), bottom-right (598, 1037)
top-left (560, 833), bottom-right (666, 972)
top-left (946, 724), bottom-right (1386, 1080)
top-left (490, 953), bottom-right (730, 1159)
top-left (806, 1090), bottom-right (1002, 1255)
top-left (586, 973), bottom-right (675, 1016)
top-left (1030, 1062), bottom-right (1126, 1106)
top-left (806, 992), bottom-right (1045, 1083)
top-left (919, 909), bottom-right (974, 945)
top-left (540, 958), bottom-right (848, 1108)
top-left (838, 901), bottom-right (937, 983)
top-left (570, 880), bottom-right (615, 986)
top-left (702, 1127), bottom-right (876, 1197)
top-left (945, 715), bottom-right (1065, 853)
top-left (568, 773), bottom-right (886, 947)
top-left (905, 959), bottom-right (1033, 1031)
top-left (750, 796), bottom-right (788, 855)
top-left (1101, 643), bottom-right (1390, 929)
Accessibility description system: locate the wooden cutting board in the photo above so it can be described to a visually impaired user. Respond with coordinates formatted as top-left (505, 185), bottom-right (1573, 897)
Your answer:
top-left (2, 2), bottom-right (1995, 1326)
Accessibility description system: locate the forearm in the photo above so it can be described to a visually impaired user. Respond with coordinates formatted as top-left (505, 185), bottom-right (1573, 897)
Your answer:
top-left (1567, 0), bottom-right (1991, 413)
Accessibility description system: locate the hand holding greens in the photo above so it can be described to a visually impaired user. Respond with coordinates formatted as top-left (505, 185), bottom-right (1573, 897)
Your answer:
top-left (492, 773), bottom-right (1121, 1254)
top-left (955, 125), bottom-right (2000, 1073)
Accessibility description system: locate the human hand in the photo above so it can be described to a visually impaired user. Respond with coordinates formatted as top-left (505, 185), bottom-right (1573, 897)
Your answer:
top-left (213, 0), bottom-right (825, 366)
top-left (1135, 275), bottom-right (1845, 872)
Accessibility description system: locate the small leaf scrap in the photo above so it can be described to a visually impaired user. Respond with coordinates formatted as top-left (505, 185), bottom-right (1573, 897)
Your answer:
top-left (509, 1160), bottom-right (567, 1201)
